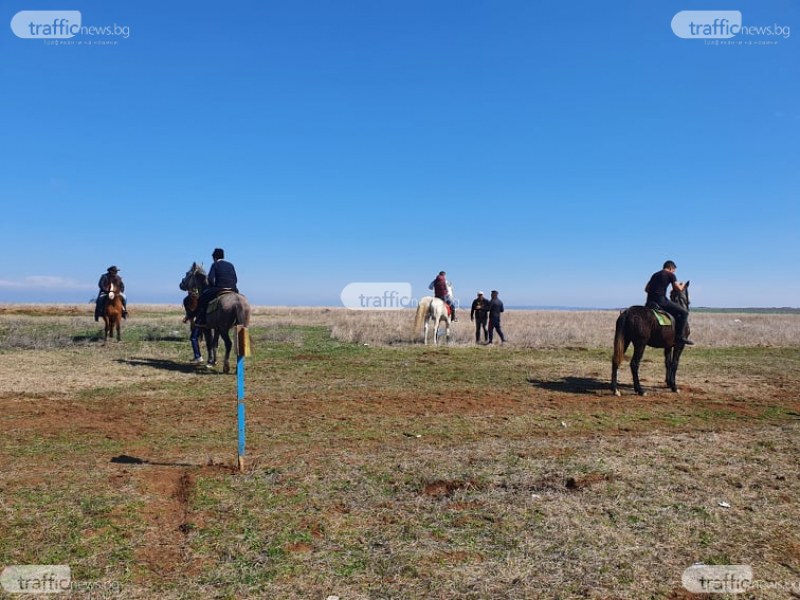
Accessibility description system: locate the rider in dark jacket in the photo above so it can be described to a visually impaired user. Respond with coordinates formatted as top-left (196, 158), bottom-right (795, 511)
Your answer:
top-left (194, 248), bottom-right (238, 326)
top-left (95, 265), bottom-right (127, 321)
top-left (645, 260), bottom-right (693, 345)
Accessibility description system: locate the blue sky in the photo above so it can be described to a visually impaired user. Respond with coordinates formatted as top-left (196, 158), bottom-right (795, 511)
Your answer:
top-left (1, 1), bottom-right (797, 308)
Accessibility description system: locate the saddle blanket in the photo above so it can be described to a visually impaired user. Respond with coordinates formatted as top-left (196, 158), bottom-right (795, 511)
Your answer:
top-left (652, 309), bottom-right (673, 327)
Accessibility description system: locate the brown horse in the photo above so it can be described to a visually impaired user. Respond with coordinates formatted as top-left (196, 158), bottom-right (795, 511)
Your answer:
top-left (611, 282), bottom-right (690, 396)
top-left (103, 283), bottom-right (124, 343)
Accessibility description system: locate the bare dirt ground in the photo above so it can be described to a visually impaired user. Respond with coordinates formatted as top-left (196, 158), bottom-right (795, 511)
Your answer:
top-left (1, 305), bottom-right (799, 598)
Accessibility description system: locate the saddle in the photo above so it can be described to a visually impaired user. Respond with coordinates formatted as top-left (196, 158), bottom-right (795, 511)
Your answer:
top-left (206, 289), bottom-right (235, 315)
top-left (645, 302), bottom-right (673, 327)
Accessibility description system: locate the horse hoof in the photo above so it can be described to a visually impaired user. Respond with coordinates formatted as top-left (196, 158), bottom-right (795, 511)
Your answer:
top-left (223, 363), bottom-right (230, 374)
top-left (637, 391), bottom-right (647, 397)
top-left (613, 390), bottom-right (621, 397)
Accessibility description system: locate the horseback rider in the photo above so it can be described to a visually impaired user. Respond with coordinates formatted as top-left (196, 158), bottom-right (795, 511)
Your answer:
top-left (194, 248), bottom-right (238, 327)
top-left (645, 260), bottom-right (693, 345)
top-left (95, 266), bottom-right (127, 321)
top-left (429, 271), bottom-right (457, 321)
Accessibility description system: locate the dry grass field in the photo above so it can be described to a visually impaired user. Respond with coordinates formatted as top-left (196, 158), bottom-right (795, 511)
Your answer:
top-left (1, 304), bottom-right (800, 599)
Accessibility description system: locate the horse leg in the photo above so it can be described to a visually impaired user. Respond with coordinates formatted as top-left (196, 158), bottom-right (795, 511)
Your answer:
top-left (670, 345), bottom-right (684, 393)
top-left (115, 315), bottom-right (121, 341)
top-left (103, 317), bottom-right (110, 344)
top-left (207, 330), bottom-right (219, 367)
top-left (221, 330), bottom-right (233, 373)
top-left (611, 339), bottom-right (629, 396)
top-left (664, 347), bottom-right (672, 387)
top-left (203, 329), bottom-right (214, 364)
top-left (444, 318), bottom-right (450, 344)
top-left (630, 343), bottom-right (647, 396)
top-left (423, 320), bottom-right (429, 345)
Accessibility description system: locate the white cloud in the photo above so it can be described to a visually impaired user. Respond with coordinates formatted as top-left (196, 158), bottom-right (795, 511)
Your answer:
top-left (0, 276), bottom-right (93, 291)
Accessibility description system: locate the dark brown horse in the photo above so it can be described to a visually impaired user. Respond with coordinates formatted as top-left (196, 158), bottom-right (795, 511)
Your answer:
top-left (611, 281), bottom-right (690, 396)
top-left (103, 282), bottom-right (124, 343)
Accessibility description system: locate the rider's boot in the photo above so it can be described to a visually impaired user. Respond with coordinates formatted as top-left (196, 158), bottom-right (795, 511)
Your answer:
top-left (677, 317), bottom-right (694, 345)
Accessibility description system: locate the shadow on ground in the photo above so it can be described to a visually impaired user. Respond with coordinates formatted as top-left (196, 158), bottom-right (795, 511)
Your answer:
top-left (528, 376), bottom-right (608, 394)
top-left (116, 357), bottom-right (211, 374)
top-left (110, 454), bottom-right (235, 471)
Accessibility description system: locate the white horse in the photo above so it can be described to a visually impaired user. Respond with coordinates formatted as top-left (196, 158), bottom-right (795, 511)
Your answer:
top-left (413, 296), bottom-right (452, 345)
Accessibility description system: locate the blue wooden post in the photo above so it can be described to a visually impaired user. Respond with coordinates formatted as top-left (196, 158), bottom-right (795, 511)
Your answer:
top-left (235, 325), bottom-right (250, 472)
top-left (237, 354), bottom-right (245, 471)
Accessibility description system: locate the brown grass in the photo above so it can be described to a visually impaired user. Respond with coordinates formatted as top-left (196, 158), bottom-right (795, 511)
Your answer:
top-left (247, 306), bottom-right (800, 348)
top-left (1, 305), bottom-right (799, 598)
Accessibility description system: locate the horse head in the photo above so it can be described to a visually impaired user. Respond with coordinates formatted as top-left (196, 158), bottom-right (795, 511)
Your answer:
top-left (180, 262), bottom-right (207, 294)
top-left (671, 280), bottom-right (690, 311)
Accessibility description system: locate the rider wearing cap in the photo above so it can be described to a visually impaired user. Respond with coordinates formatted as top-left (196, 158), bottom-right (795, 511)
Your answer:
top-left (95, 266), bottom-right (127, 321)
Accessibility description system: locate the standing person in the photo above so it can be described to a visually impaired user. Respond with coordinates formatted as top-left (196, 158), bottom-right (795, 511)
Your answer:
top-left (487, 290), bottom-right (506, 344)
top-left (188, 323), bottom-right (205, 363)
top-left (428, 270), bottom-right (457, 322)
top-left (645, 260), bottom-right (693, 345)
top-left (194, 248), bottom-right (239, 326)
top-left (182, 295), bottom-right (205, 364)
top-left (95, 265), bottom-right (127, 321)
top-left (470, 291), bottom-right (490, 343)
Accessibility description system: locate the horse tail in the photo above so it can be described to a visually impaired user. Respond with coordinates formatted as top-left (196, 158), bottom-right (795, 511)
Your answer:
top-left (414, 297), bottom-right (431, 337)
top-left (235, 294), bottom-right (251, 327)
top-left (613, 309), bottom-right (628, 367)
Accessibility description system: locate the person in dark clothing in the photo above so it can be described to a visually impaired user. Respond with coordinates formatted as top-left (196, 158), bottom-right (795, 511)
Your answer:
top-left (189, 323), bottom-right (205, 363)
top-left (95, 265), bottom-right (127, 321)
top-left (194, 248), bottom-right (239, 326)
top-left (470, 291), bottom-right (490, 343)
top-left (429, 271), bottom-right (456, 321)
top-left (487, 290), bottom-right (506, 344)
top-left (645, 260), bottom-right (693, 345)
